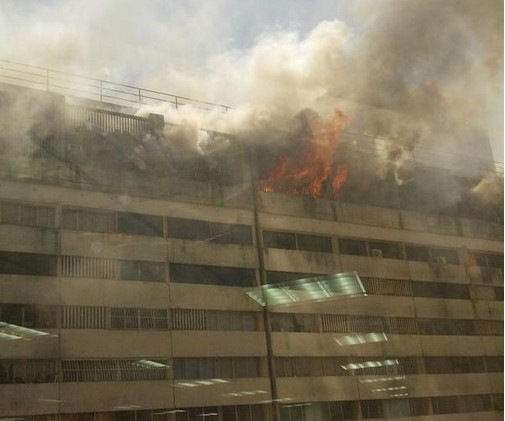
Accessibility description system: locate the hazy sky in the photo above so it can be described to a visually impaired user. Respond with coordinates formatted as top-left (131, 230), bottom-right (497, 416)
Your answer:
top-left (0, 0), bottom-right (503, 160)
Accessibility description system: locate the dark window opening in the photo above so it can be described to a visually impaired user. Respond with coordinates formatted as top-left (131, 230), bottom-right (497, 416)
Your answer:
top-left (0, 251), bottom-right (56, 276)
top-left (263, 231), bottom-right (296, 250)
top-left (368, 241), bottom-right (402, 259)
top-left (472, 252), bottom-right (504, 269)
top-left (297, 234), bottom-right (332, 253)
top-left (1, 202), bottom-right (55, 228)
top-left (168, 217), bottom-right (252, 245)
top-left (263, 231), bottom-right (332, 253)
top-left (0, 304), bottom-right (57, 328)
top-left (120, 260), bottom-right (165, 282)
top-left (210, 222), bottom-right (252, 245)
top-left (431, 248), bottom-right (459, 265)
top-left (412, 281), bottom-right (470, 299)
top-left (338, 238), bottom-right (367, 256)
top-left (117, 212), bottom-right (163, 237)
top-left (266, 270), bottom-right (322, 284)
top-left (62, 207), bottom-right (115, 233)
top-left (405, 245), bottom-right (430, 262)
top-left (271, 313), bottom-right (317, 333)
top-left (174, 357), bottom-right (260, 379)
top-left (170, 263), bottom-right (255, 287)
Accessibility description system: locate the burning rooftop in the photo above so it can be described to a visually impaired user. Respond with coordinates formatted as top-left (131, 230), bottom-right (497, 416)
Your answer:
top-left (0, 61), bottom-right (502, 224)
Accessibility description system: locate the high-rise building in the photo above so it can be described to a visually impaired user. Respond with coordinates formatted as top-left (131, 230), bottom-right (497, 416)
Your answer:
top-left (0, 64), bottom-right (503, 421)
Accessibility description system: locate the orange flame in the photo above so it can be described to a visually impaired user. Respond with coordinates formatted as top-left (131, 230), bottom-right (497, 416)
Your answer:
top-left (261, 109), bottom-right (350, 198)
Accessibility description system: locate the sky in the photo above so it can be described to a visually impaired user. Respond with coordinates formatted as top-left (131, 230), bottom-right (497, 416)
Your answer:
top-left (0, 0), bottom-right (503, 161)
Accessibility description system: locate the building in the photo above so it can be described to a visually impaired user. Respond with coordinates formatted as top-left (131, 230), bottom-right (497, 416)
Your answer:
top-left (0, 65), bottom-right (503, 421)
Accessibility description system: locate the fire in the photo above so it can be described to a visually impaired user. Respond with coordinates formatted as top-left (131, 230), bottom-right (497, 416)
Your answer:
top-left (261, 109), bottom-right (350, 198)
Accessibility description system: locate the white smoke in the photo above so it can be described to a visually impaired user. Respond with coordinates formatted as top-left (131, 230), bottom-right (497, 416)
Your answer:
top-left (0, 0), bottom-right (502, 163)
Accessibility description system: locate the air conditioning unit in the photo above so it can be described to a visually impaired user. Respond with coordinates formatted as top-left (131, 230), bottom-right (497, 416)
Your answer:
top-left (434, 256), bottom-right (447, 264)
top-left (371, 249), bottom-right (383, 258)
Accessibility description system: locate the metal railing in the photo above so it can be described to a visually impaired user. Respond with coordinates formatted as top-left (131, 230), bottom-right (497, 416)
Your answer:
top-left (65, 104), bottom-right (152, 134)
top-left (0, 59), bottom-right (231, 113)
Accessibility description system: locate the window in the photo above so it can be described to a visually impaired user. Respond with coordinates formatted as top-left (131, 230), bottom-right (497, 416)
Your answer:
top-left (0, 201), bottom-right (55, 228)
top-left (171, 309), bottom-right (207, 330)
top-left (266, 271), bottom-right (322, 283)
top-left (409, 398), bottom-right (431, 416)
top-left (168, 217), bottom-right (252, 245)
top-left (263, 231), bottom-right (332, 252)
top-left (405, 245), bottom-right (430, 261)
top-left (263, 231), bottom-right (296, 250)
top-left (451, 357), bottom-right (485, 373)
top-left (322, 358), bottom-right (347, 376)
top-left (117, 212), bottom-right (163, 237)
top-left (61, 359), bottom-right (171, 382)
top-left (62, 207), bottom-right (115, 233)
top-left (120, 260), bottom-right (165, 282)
top-left (0, 304), bottom-right (57, 328)
top-left (0, 251), bottom-right (56, 276)
top-left (170, 263), bottom-right (255, 287)
top-left (296, 234), bottom-right (333, 253)
top-left (471, 252), bottom-right (504, 268)
top-left (431, 248), bottom-right (459, 264)
top-left (276, 357), bottom-right (323, 377)
top-left (338, 238), bottom-right (367, 256)
top-left (360, 277), bottom-right (413, 296)
top-left (0, 360), bottom-right (57, 384)
top-left (412, 281), bottom-right (470, 299)
top-left (171, 309), bottom-right (258, 331)
top-left (327, 400), bottom-right (359, 420)
top-left (417, 318), bottom-right (475, 335)
top-left (62, 306), bottom-right (108, 329)
top-left (207, 311), bottom-right (258, 331)
top-left (492, 394), bottom-right (504, 411)
top-left (222, 405), bottom-right (265, 421)
top-left (168, 217), bottom-right (209, 241)
top-left (271, 313), bottom-right (317, 332)
top-left (109, 308), bottom-right (169, 330)
top-left (210, 222), bottom-right (252, 245)
top-left (368, 241), bottom-right (402, 259)
top-left (475, 320), bottom-right (503, 335)
top-left (361, 400), bottom-right (384, 419)
top-left (61, 255), bottom-right (116, 279)
top-left (382, 399), bottom-right (412, 418)
top-left (174, 357), bottom-right (261, 379)
top-left (433, 396), bottom-right (462, 414)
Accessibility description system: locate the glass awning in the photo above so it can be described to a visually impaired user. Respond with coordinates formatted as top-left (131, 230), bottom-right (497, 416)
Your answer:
top-left (245, 271), bottom-right (365, 309)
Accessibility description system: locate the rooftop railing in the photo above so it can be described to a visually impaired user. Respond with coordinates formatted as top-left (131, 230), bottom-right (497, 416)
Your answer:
top-left (0, 59), bottom-right (231, 113)
top-left (0, 59), bottom-right (502, 177)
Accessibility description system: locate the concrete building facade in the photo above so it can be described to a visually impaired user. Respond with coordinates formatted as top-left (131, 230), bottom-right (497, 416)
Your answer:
top-left (0, 84), bottom-right (503, 421)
